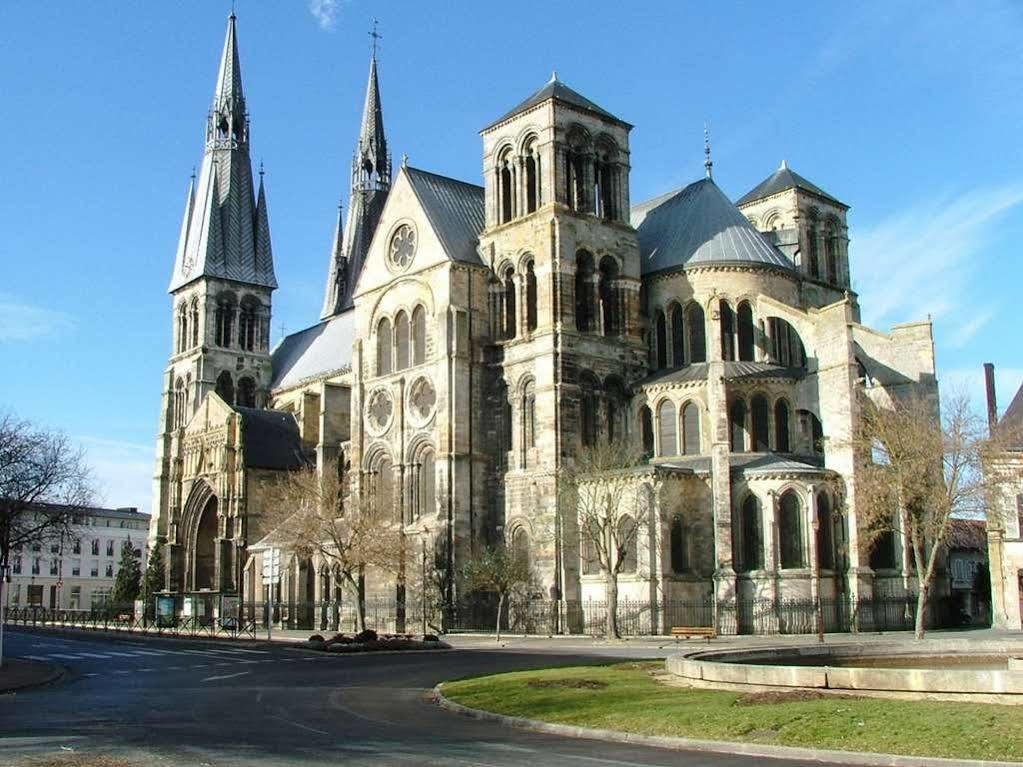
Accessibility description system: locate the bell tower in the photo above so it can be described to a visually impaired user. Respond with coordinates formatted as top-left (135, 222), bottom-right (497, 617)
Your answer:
top-left (477, 74), bottom-right (646, 604)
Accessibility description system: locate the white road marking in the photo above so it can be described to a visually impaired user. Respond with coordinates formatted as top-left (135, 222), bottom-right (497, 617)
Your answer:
top-left (25, 655), bottom-right (50, 662)
top-left (201, 670), bottom-right (250, 682)
top-left (270, 715), bottom-right (329, 736)
top-left (48, 654), bottom-right (82, 660)
top-left (77, 653), bottom-right (113, 659)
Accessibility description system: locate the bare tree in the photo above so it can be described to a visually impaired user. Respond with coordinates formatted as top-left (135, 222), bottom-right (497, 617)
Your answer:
top-left (461, 543), bottom-right (532, 642)
top-left (562, 441), bottom-right (651, 640)
top-left (262, 458), bottom-right (402, 633)
top-left (0, 411), bottom-right (94, 575)
top-left (854, 391), bottom-right (1008, 639)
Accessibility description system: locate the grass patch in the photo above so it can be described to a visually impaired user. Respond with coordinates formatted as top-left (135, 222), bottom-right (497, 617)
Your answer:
top-left (442, 663), bottom-right (1023, 762)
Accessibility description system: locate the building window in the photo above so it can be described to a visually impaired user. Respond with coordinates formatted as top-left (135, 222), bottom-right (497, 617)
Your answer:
top-left (525, 260), bottom-right (538, 332)
top-left (657, 400), bottom-right (677, 457)
top-left (670, 304), bottom-right (685, 366)
top-left (32, 558), bottom-right (41, 575)
top-left (72, 539), bottom-right (81, 555)
top-left (750, 395), bottom-right (770, 452)
top-left (870, 530), bottom-right (899, 570)
top-left (522, 381), bottom-right (536, 456)
top-left (768, 317), bottom-right (806, 368)
top-left (69, 586), bottom-right (81, 610)
top-left (190, 298), bottom-right (200, 348)
top-left (729, 400), bottom-right (746, 452)
top-left (524, 140), bottom-right (539, 214)
top-left (816, 494), bottom-right (835, 570)
top-left (91, 563), bottom-right (99, 577)
top-left (719, 300), bottom-right (735, 361)
top-left (575, 251), bottom-right (594, 332)
top-left (503, 267), bottom-right (517, 339)
top-left (12, 556), bottom-right (21, 575)
top-left (1016, 494), bottom-right (1023, 536)
top-left (512, 527), bottom-right (531, 571)
top-left (774, 400), bottom-right (791, 452)
top-left (237, 377), bottom-right (256, 408)
top-left (215, 294), bottom-right (236, 347)
top-left (91, 539), bottom-right (99, 556)
top-left (106, 540), bottom-right (114, 557)
top-left (580, 375), bottom-right (599, 447)
top-left (654, 310), bottom-right (667, 370)
top-left (71, 560), bottom-right (81, 577)
top-left (498, 147), bottom-right (514, 224)
top-left (737, 301), bottom-right (755, 361)
top-left (176, 303), bottom-right (188, 354)
top-left (618, 515), bottom-right (637, 574)
top-left (807, 228), bottom-right (820, 278)
top-left (414, 449), bottom-right (435, 521)
top-left (215, 370), bottom-right (235, 406)
top-left (682, 402), bottom-right (700, 455)
top-left (376, 317), bottom-right (392, 376)
top-left (670, 515), bottom-right (688, 573)
top-left (686, 303), bottom-right (706, 363)
top-left (737, 495), bottom-right (763, 572)
top-left (395, 311), bottom-right (410, 370)
top-left (411, 306), bottom-right (426, 364)
top-left (778, 491), bottom-right (804, 569)
top-left (640, 405), bottom-right (654, 456)
top-left (598, 256), bottom-right (619, 336)
top-left (825, 229), bottom-right (839, 283)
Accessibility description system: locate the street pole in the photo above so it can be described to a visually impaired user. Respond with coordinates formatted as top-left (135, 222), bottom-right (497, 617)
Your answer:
top-left (811, 510), bottom-right (824, 644)
top-left (267, 583), bottom-right (273, 642)
top-left (0, 563), bottom-right (10, 669)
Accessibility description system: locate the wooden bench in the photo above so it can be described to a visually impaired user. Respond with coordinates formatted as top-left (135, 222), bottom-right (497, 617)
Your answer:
top-left (670, 626), bottom-right (715, 640)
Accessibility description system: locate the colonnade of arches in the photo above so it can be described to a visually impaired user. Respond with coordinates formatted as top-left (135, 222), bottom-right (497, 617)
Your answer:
top-left (563, 128), bottom-right (624, 223)
top-left (496, 135), bottom-right (542, 224)
top-left (733, 489), bottom-right (841, 574)
top-left (214, 370), bottom-right (257, 409)
top-left (491, 258), bottom-right (538, 340)
top-left (363, 442), bottom-right (437, 525)
top-left (493, 377), bottom-right (537, 468)
top-left (579, 373), bottom-right (628, 447)
top-left (174, 291), bottom-right (269, 355)
top-left (804, 211), bottom-right (846, 286)
top-left (575, 250), bottom-right (624, 336)
top-left (638, 399), bottom-right (701, 457)
top-left (375, 306), bottom-right (427, 376)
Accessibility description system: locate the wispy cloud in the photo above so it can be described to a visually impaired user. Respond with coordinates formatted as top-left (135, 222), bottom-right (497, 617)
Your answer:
top-left (308, 0), bottom-right (342, 31)
top-left (948, 309), bottom-right (996, 350)
top-left (75, 436), bottom-right (154, 514)
top-left (854, 183), bottom-right (1023, 328)
top-left (0, 293), bottom-right (75, 342)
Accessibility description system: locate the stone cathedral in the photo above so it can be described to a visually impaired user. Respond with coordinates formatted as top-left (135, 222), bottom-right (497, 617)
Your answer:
top-left (150, 14), bottom-right (939, 633)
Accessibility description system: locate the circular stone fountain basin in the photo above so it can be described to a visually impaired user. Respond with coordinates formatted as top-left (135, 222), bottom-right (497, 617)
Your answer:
top-left (666, 639), bottom-right (1023, 700)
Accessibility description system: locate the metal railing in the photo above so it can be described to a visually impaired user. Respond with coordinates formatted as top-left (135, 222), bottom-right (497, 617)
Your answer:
top-left (5, 605), bottom-right (257, 639)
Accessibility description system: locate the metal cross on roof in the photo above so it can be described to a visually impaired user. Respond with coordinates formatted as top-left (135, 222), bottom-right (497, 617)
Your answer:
top-left (369, 19), bottom-right (382, 58)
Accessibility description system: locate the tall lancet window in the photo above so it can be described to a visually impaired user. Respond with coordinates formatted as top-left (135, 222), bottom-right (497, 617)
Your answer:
top-left (411, 306), bottom-right (426, 364)
top-left (376, 317), bottom-right (392, 376)
top-left (395, 311), bottom-right (410, 370)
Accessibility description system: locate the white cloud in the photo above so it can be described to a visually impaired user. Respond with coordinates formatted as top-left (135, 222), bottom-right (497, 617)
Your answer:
top-left (947, 309), bottom-right (996, 350)
top-left (76, 436), bottom-right (154, 515)
top-left (308, 0), bottom-right (341, 31)
top-left (853, 183), bottom-right (1023, 328)
top-left (0, 293), bottom-right (75, 342)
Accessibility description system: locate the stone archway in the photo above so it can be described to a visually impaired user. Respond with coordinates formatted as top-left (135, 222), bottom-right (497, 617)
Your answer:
top-left (194, 496), bottom-right (218, 590)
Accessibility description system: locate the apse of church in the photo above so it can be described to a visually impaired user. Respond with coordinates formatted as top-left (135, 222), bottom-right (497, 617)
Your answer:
top-left (150, 12), bottom-right (941, 633)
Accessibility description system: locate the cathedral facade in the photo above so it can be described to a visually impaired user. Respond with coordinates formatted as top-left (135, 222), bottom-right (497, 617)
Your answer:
top-left (150, 14), bottom-right (939, 633)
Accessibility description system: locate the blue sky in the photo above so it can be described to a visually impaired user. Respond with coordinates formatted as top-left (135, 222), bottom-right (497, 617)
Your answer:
top-left (2, 1), bottom-right (1021, 512)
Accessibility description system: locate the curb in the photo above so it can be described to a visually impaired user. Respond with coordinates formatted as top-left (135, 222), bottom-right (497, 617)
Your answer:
top-left (432, 684), bottom-right (1022, 767)
top-left (0, 660), bottom-right (67, 695)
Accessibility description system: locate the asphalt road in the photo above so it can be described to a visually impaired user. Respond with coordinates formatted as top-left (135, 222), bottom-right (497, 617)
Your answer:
top-left (0, 629), bottom-right (837, 767)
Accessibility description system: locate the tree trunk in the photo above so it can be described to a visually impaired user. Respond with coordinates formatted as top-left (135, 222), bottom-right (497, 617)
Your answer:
top-left (604, 570), bottom-right (620, 640)
top-left (344, 573), bottom-right (366, 633)
top-left (496, 592), bottom-right (505, 643)
top-left (914, 582), bottom-right (928, 640)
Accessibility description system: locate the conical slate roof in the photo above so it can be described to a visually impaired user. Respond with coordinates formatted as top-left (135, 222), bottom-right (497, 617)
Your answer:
top-left (736, 160), bottom-right (845, 208)
top-left (632, 178), bottom-right (793, 275)
top-left (485, 74), bottom-right (628, 130)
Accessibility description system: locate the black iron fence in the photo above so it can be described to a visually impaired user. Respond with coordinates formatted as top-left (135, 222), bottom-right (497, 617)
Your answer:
top-left (5, 594), bottom-right (957, 639)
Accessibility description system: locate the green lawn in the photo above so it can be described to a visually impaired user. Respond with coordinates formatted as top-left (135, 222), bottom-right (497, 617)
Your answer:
top-left (442, 662), bottom-right (1023, 762)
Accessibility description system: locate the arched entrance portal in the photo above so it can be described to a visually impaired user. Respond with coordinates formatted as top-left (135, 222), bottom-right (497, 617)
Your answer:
top-left (194, 496), bottom-right (218, 590)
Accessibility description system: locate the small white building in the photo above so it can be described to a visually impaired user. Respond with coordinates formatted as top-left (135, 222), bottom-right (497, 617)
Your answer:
top-left (8, 504), bottom-right (151, 610)
top-left (988, 372), bottom-right (1023, 631)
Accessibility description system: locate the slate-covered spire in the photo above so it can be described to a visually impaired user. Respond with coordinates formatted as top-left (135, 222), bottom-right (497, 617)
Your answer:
top-left (321, 42), bottom-right (391, 318)
top-left (169, 12), bottom-right (275, 293)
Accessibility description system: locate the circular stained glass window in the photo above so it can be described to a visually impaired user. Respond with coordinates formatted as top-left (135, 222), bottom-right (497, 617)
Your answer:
top-left (389, 224), bottom-right (416, 270)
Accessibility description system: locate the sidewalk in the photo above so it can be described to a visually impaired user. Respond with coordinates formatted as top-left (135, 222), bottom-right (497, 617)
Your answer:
top-left (0, 658), bottom-right (64, 693)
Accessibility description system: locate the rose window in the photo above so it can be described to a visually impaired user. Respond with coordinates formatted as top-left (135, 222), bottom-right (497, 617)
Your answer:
top-left (389, 224), bottom-right (416, 270)
top-left (408, 378), bottom-right (437, 423)
top-left (366, 389), bottom-right (393, 433)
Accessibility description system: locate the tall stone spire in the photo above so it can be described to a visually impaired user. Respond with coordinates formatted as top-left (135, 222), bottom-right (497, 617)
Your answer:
top-left (169, 11), bottom-right (275, 293)
top-left (321, 38), bottom-right (392, 319)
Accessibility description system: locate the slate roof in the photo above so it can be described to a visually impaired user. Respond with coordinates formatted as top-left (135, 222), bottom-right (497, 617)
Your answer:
top-left (405, 167), bottom-right (485, 265)
top-left (631, 178), bottom-right (793, 275)
top-left (735, 161), bottom-right (846, 208)
top-left (233, 407), bottom-right (307, 470)
top-left (730, 454), bottom-right (825, 475)
top-left (998, 381), bottom-right (1023, 450)
top-left (485, 75), bottom-right (627, 130)
top-left (638, 361), bottom-right (805, 388)
top-left (270, 311), bottom-right (355, 391)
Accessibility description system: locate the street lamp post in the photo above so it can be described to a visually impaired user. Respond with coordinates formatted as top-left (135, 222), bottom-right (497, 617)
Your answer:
top-left (811, 508), bottom-right (825, 644)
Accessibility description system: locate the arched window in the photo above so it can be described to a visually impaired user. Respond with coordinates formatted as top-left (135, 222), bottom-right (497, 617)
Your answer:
top-left (524, 137), bottom-right (540, 214)
top-left (682, 402), bottom-right (700, 455)
top-left (807, 227), bottom-right (820, 278)
top-left (176, 304), bottom-right (188, 353)
top-left (581, 534), bottom-right (599, 575)
top-left (654, 310), bottom-right (667, 369)
top-left (719, 300), bottom-right (735, 361)
top-left (395, 311), bottom-right (410, 370)
top-left (869, 530), bottom-right (898, 570)
top-left (522, 380), bottom-right (536, 458)
top-left (670, 515), bottom-right (688, 573)
top-left (376, 317), bottom-right (392, 376)
top-left (657, 400), bottom-right (677, 456)
top-left (729, 400), bottom-right (746, 452)
top-left (215, 371), bottom-right (234, 405)
top-left (805, 411), bottom-right (824, 455)
top-left (512, 527), bottom-right (531, 571)
top-left (750, 394), bottom-right (770, 451)
top-left (686, 302), bottom-right (706, 363)
top-left (190, 300), bottom-right (200, 348)
top-left (774, 400), bottom-right (791, 452)
top-left (825, 226), bottom-right (839, 283)
top-left (416, 448), bottom-right (435, 521)
top-left (778, 490), bottom-right (804, 569)
top-left (605, 377), bottom-right (626, 443)
top-left (580, 373), bottom-right (599, 447)
top-left (594, 139), bottom-right (618, 221)
top-left (498, 148), bottom-right (514, 224)
top-left (373, 456), bottom-right (396, 522)
top-left (566, 128), bottom-right (590, 212)
top-left (816, 493), bottom-right (835, 570)
top-left (737, 495), bottom-right (763, 572)
top-left (640, 405), bottom-right (654, 455)
top-left (411, 306), bottom-right (426, 364)
top-left (768, 318), bottom-right (806, 368)
top-left (215, 294), bottom-right (236, 348)
top-left (239, 298), bottom-right (259, 352)
top-left (617, 515), bottom-right (637, 574)
top-left (598, 256), bottom-right (619, 336)
top-left (737, 301), bottom-right (755, 362)
top-left (670, 304), bottom-right (685, 366)
top-left (172, 377), bottom-right (185, 428)
top-left (236, 377), bottom-right (256, 408)
top-left (575, 251), bottom-right (594, 331)
top-left (525, 260), bottom-right (538, 332)
top-left (503, 266), bottom-right (517, 339)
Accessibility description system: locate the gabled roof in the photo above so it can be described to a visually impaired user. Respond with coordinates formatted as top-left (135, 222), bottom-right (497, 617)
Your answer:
top-left (736, 160), bottom-right (846, 208)
top-left (484, 74), bottom-right (628, 131)
top-left (405, 166), bottom-right (485, 265)
top-left (233, 406), bottom-right (307, 470)
top-left (271, 311), bottom-right (355, 391)
top-left (631, 178), bottom-right (794, 275)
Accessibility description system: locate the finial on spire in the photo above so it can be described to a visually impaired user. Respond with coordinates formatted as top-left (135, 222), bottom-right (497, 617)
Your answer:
top-left (401, 153), bottom-right (408, 168)
top-left (780, 159), bottom-right (788, 170)
top-left (549, 69), bottom-right (558, 83)
top-left (259, 159), bottom-right (265, 178)
top-left (230, 0), bottom-right (236, 20)
top-left (369, 19), bottom-right (382, 58)
top-left (703, 123), bottom-right (713, 179)
top-left (190, 165), bottom-right (196, 182)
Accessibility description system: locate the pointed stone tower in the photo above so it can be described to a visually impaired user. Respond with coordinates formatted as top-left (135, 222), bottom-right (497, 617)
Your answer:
top-left (321, 49), bottom-right (391, 318)
top-left (151, 12), bottom-right (276, 586)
